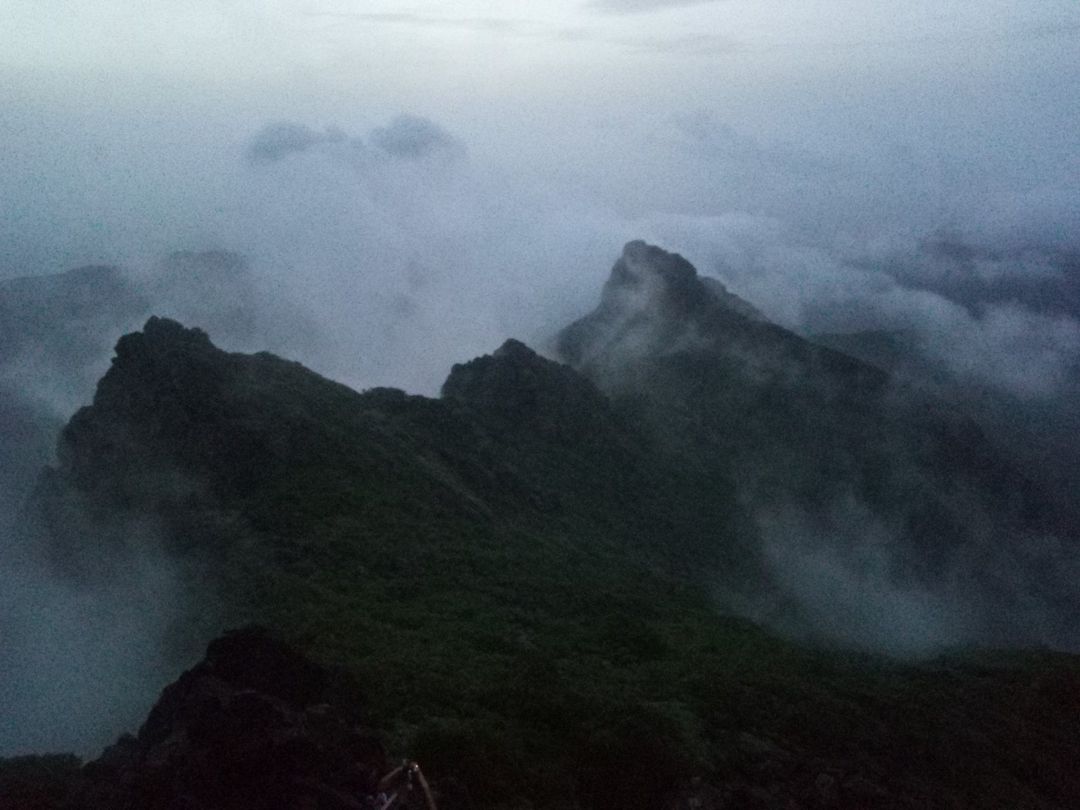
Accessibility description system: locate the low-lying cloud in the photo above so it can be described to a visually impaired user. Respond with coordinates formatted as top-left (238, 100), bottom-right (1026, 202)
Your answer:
top-left (0, 518), bottom-right (198, 756)
top-left (246, 122), bottom-right (347, 164)
top-left (246, 115), bottom-right (464, 166)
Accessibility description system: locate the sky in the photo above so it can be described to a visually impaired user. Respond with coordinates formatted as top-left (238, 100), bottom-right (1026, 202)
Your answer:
top-left (1, 0), bottom-right (1079, 393)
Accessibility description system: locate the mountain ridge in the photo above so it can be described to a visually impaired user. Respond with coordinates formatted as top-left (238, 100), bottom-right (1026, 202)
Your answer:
top-left (7, 242), bottom-right (1080, 809)
top-left (556, 241), bottom-right (1077, 649)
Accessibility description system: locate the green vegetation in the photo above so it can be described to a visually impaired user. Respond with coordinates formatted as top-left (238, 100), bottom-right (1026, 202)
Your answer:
top-left (28, 318), bottom-right (1080, 809)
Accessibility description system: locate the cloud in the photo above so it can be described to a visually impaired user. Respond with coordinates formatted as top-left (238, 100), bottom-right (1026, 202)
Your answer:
top-left (631, 201), bottom-right (1080, 404)
top-left (587, 0), bottom-right (723, 13)
top-left (621, 32), bottom-right (738, 55)
top-left (757, 503), bottom-right (977, 655)
top-left (245, 115), bottom-right (464, 169)
top-left (0, 509), bottom-right (200, 756)
top-left (222, 113), bottom-right (625, 396)
top-left (368, 115), bottom-right (466, 160)
top-left (304, 11), bottom-right (548, 37)
top-left (303, 8), bottom-right (737, 58)
top-left (245, 122), bottom-right (346, 165)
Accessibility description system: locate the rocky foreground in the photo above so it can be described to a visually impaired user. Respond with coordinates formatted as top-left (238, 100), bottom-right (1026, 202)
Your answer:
top-left (0, 628), bottom-right (437, 810)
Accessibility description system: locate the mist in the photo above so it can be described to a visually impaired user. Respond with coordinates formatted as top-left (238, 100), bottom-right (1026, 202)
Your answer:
top-left (0, 529), bottom-right (190, 756)
top-left (3, 4), bottom-right (1079, 398)
top-left (2, 0), bottom-right (1079, 756)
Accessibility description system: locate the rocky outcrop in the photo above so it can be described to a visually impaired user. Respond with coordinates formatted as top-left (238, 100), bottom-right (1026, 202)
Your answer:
top-left (67, 627), bottom-right (386, 810)
top-left (558, 240), bottom-right (882, 389)
top-left (442, 339), bottom-right (625, 448)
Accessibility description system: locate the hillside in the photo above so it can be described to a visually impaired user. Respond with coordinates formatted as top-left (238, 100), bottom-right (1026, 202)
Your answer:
top-left (12, 319), bottom-right (1080, 807)
top-left (7, 244), bottom-right (1080, 809)
top-left (558, 241), bottom-right (1079, 650)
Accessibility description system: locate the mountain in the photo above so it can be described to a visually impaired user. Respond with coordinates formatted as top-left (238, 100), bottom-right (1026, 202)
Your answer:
top-left (33, 316), bottom-right (759, 586)
top-left (0, 252), bottom-right (308, 540)
top-left (557, 241), bottom-right (1079, 649)
top-left (7, 244), bottom-right (1080, 809)
top-left (810, 326), bottom-right (1080, 545)
top-left (0, 265), bottom-right (149, 538)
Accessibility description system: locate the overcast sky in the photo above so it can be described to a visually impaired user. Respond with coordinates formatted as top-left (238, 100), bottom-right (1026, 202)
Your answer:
top-left (1, 0), bottom-right (1078, 393)
top-left (3, 1), bottom-right (1076, 229)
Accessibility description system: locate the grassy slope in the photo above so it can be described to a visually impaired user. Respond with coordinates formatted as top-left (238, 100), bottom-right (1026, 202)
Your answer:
top-left (30, 318), bottom-right (1080, 810)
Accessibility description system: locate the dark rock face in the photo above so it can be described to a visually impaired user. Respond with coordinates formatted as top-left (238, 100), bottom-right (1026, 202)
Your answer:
top-left (36, 316), bottom-right (374, 562)
top-left (0, 257), bottom-right (260, 540)
top-left (0, 266), bottom-right (150, 468)
top-left (70, 627), bottom-right (384, 810)
top-left (441, 335), bottom-right (763, 581)
top-left (0, 755), bottom-right (82, 810)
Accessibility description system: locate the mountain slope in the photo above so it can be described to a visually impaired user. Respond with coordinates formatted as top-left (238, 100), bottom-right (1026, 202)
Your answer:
top-left (556, 241), bottom-right (1079, 650)
top-left (14, 311), bottom-right (1080, 809)
top-left (23, 317), bottom-right (775, 808)
top-left (35, 317), bottom-right (759, 582)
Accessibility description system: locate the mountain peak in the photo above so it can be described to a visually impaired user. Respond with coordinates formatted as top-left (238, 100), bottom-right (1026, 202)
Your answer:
top-left (606, 241), bottom-right (766, 322)
top-left (618, 240), bottom-right (696, 280)
top-left (559, 241), bottom-right (767, 367)
top-left (125, 316), bottom-right (213, 350)
top-left (492, 337), bottom-right (539, 362)
top-left (603, 240), bottom-right (707, 318)
top-left (104, 317), bottom-right (218, 393)
top-left (442, 339), bottom-right (618, 446)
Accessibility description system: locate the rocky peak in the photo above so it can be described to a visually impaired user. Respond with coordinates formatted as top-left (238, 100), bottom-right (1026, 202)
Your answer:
top-left (444, 339), bottom-right (590, 404)
top-left (114, 316), bottom-right (215, 359)
top-left (597, 241), bottom-right (764, 321)
top-left (81, 317), bottom-right (222, 434)
top-left (442, 339), bottom-right (617, 445)
top-left (53, 317), bottom-right (317, 507)
top-left (491, 337), bottom-right (537, 362)
top-left (599, 240), bottom-right (710, 320)
top-left (67, 628), bottom-right (384, 810)
top-left (558, 241), bottom-right (772, 369)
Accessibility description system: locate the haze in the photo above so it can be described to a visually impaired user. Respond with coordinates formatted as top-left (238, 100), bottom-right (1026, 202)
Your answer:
top-left (3, 2), bottom-right (1078, 394)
